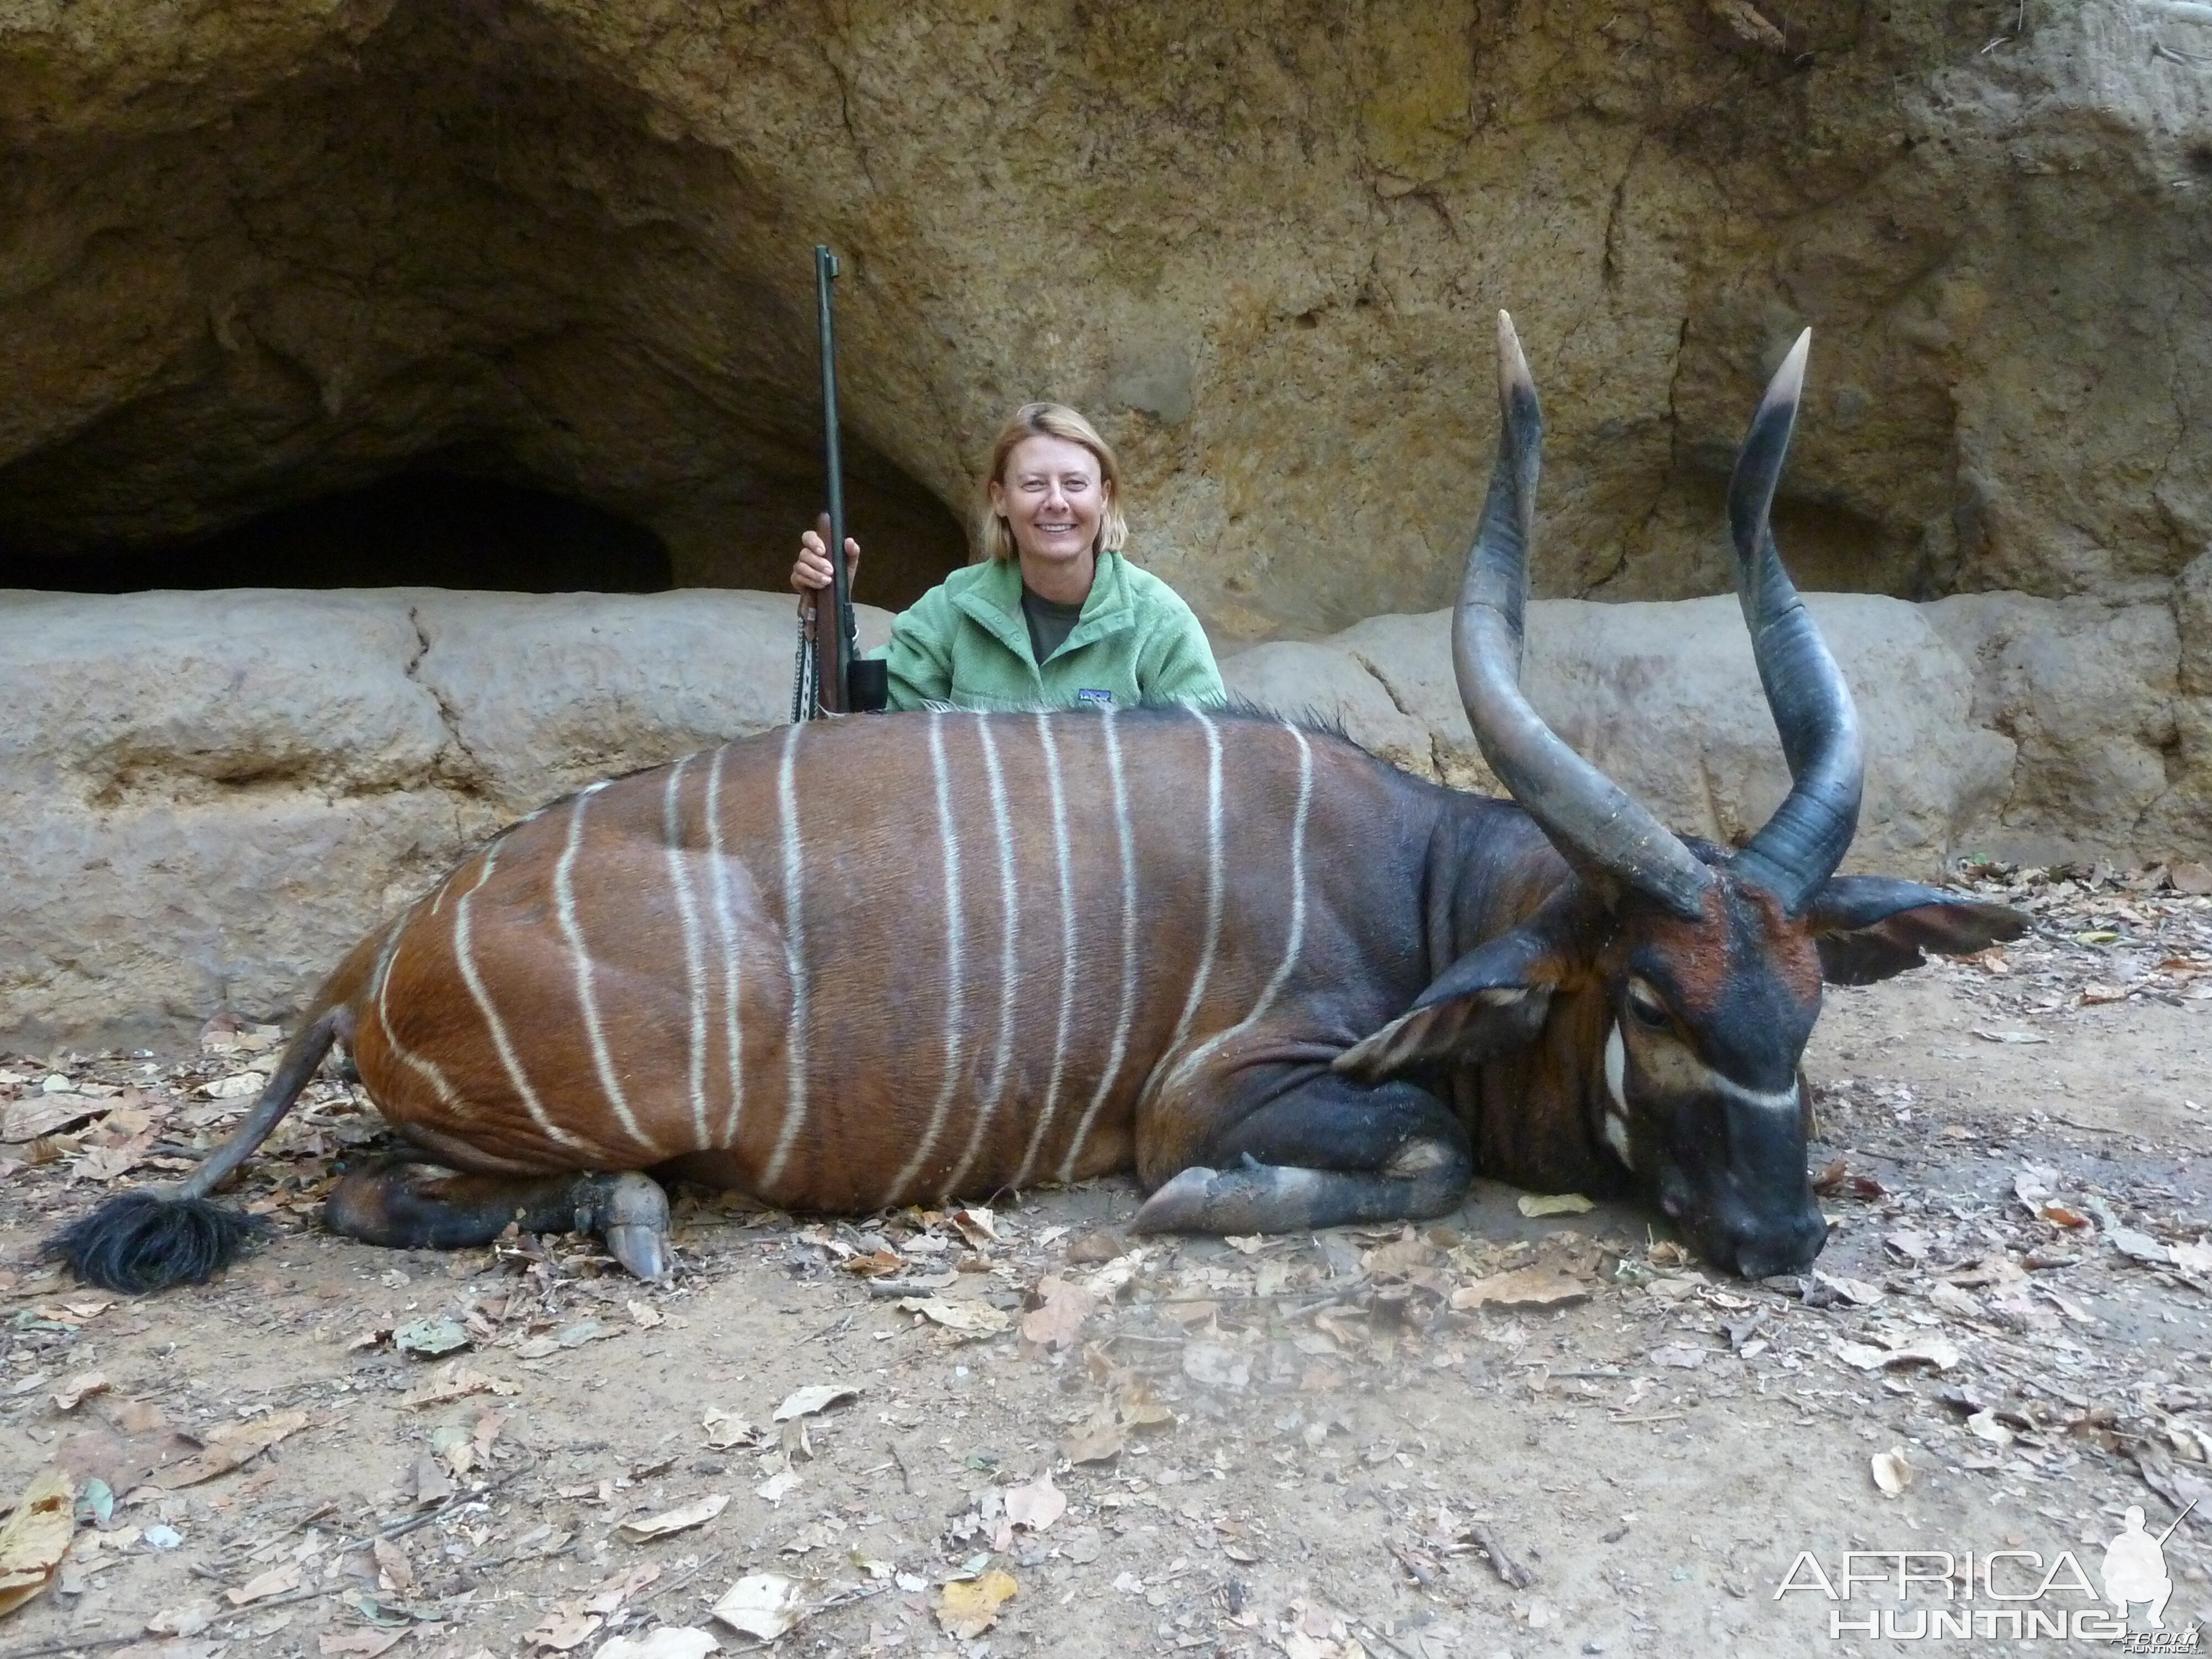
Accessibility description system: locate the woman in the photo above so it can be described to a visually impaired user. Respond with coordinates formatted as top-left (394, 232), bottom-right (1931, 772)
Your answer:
top-left (791, 403), bottom-right (1224, 712)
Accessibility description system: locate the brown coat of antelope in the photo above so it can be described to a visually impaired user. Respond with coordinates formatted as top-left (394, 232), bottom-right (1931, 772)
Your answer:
top-left (50, 317), bottom-right (2026, 1293)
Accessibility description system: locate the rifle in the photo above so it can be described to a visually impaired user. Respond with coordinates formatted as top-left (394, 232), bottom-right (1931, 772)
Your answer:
top-left (794, 244), bottom-right (887, 719)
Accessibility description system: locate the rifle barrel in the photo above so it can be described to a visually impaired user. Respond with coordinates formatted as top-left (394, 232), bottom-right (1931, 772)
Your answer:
top-left (815, 244), bottom-right (853, 713)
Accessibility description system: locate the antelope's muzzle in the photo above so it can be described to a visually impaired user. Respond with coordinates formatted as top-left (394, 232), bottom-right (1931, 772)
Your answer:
top-left (1656, 1099), bottom-right (1828, 1280)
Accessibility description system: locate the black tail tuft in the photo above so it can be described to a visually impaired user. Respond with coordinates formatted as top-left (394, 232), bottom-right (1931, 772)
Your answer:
top-left (43, 1192), bottom-right (265, 1293)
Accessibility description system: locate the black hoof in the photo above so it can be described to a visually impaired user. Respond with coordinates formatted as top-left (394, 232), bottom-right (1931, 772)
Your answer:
top-left (577, 1173), bottom-right (674, 1282)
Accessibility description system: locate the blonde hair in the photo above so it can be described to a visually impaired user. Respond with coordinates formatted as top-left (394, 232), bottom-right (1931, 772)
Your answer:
top-left (978, 403), bottom-right (1128, 563)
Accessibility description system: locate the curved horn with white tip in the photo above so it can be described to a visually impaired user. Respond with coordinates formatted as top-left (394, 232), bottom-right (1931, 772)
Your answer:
top-left (1722, 330), bottom-right (1866, 912)
top-left (1453, 312), bottom-right (1715, 918)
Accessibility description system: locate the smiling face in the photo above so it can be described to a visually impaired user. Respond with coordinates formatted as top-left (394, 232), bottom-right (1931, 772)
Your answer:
top-left (987, 434), bottom-right (1108, 589)
top-left (1594, 877), bottom-right (1829, 1279)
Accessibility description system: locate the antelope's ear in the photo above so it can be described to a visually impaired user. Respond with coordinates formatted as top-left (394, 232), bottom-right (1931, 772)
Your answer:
top-left (1334, 922), bottom-right (1567, 1082)
top-left (1805, 877), bottom-right (2031, 986)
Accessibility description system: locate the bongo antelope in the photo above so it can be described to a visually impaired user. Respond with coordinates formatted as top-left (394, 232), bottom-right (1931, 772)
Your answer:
top-left (49, 317), bottom-right (2025, 1293)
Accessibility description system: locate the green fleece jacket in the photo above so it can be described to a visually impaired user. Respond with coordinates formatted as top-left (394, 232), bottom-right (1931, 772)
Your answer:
top-left (874, 551), bottom-right (1224, 712)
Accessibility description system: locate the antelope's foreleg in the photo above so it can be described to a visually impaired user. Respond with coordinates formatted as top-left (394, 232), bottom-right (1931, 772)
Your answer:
top-left (1131, 1073), bottom-right (1471, 1235)
top-left (326, 1159), bottom-right (673, 1282)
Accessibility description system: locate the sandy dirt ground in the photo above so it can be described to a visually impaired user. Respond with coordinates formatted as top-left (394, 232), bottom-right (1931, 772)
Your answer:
top-left (3, 864), bottom-right (2210, 1659)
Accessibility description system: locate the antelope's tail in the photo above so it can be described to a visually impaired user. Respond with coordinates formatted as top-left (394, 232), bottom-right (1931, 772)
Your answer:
top-left (43, 928), bottom-right (383, 1293)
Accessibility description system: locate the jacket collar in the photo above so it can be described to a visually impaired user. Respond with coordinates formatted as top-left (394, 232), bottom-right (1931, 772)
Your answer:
top-left (953, 551), bottom-right (1139, 665)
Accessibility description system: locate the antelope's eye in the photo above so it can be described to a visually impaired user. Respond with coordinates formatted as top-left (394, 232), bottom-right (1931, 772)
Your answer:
top-left (1626, 982), bottom-right (1671, 1031)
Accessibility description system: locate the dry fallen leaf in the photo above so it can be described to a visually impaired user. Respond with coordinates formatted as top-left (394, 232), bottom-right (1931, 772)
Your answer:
top-left (2174, 1238), bottom-right (2212, 1276)
top-left (617, 1494), bottom-right (727, 1542)
top-left (398, 1366), bottom-right (518, 1411)
top-left (51, 1373), bottom-right (110, 1412)
top-left (1966, 1410), bottom-right (2015, 1447)
top-left (1870, 1448), bottom-right (1912, 1496)
top-left (1003, 1468), bottom-right (1066, 1533)
top-left (778, 1522), bottom-right (839, 1556)
top-left (841, 1248), bottom-right (909, 1277)
top-left (225, 1563), bottom-right (302, 1606)
top-left (153, 1410), bottom-right (309, 1489)
top-left (711, 1573), bottom-right (807, 1641)
top-left (1062, 1404), bottom-right (1125, 1465)
top-left (1834, 1333), bottom-right (1959, 1373)
top-left (1019, 1275), bottom-right (1093, 1350)
top-left (1181, 1341), bottom-right (1252, 1390)
top-left (372, 1538), bottom-right (414, 1595)
top-left (318, 1630), bottom-right (406, 1657)
top-left (1813, 1271), bottom-right (1884, 1307)
top-left (527, 1605), bottom-right (604, 1652)
top-left (1361, 1227), bottom-right (1436, 1281)
top-left (1450, 1267), bottom-right (1589, 1312)
top-left (144, 1600), bottom-right (218, 1638)
top-left (594, 1629), bottom-right (719, 1659)
top-left (0, 1468), bottom-right (76, 1618)
top-left (773, 1384), bottom-right (860, 1422)
top-left (582, 1562), bottom-right (661, 1615)
top-left (754, 1470), bottom-right (802, 1505)
top-left (950, 1207), bottom-right (1000, 1247)
top-left (1882, 1334), bottom-right (1961, 1371)
top-left (936, 1569), bottom-right (1016, 1639)
top-left (1515, 1192), bottom-right (1594, 1217)
top-left (1927, 1282), bottom-right (1983, 1319)
top-left (896, 1297), bottom-right (1011, 1338)
top-left (700, 1409), bottom-right (763, 1452)
top-left (1, 1095), bottom-right (110, 1141)
top-left (1114, 1373), bottom-right (1175, 1428)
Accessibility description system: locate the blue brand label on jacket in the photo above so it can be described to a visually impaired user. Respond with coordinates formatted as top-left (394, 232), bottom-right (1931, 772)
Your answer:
top-left (1077, 688), bottom-right (1114, 706)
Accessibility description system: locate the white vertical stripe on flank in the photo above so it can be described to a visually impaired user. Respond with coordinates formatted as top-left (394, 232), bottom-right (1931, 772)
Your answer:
top-left (1166, 708), bottom-right (1225, 1051)
top-left (371, 909), bottom-right (466, 1113)
top-left (1058, 707), bottom-right (1139, 1183)
top-left (763, 722), bottom-right (811, 1189)
top-left (452, 846), bottom-right (587, 1150)
top-left (702, 746), bottom-right (745, 1145)
top-left (1156, 723), bottom-right (1313, 1092)
top-left (556, 782), bottom-right (656, 1154)
top-left (889, 712), bottom-right (966, 1202)
top-left (945, 714), bottom-right (1019, 1196)
top-left (662, 756), bottom-right (712, 1150)
top-left (1015, 712), bottom-right (1078, 1186)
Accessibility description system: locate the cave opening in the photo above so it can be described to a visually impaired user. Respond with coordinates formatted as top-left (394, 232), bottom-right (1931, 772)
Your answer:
top-left (0, 467), bottom-right (676, 595)
top-left (0, 0), bottom-right (973, 612)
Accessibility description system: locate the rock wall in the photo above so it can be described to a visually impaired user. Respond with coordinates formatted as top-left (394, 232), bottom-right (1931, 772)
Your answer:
top-left (1, 2), bottom-right (2208, 626)
top-left (0, 588), bottom-right (890, 1045)
top-left (3, 585), bottom-right (2198, 1047)
top-left (4, 2), bottom-right (2210, 1040)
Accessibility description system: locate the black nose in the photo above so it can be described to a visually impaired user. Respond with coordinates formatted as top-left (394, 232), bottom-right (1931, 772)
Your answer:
top-left (1719, 1206), bottom-right (1828, 1280)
